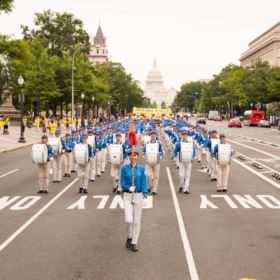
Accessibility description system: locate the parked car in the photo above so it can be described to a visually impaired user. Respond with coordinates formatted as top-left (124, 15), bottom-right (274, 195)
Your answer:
top-left (215, 116), bottom-right (222, 122)
top-left (228, 118), bottom-right (242, 128)
top-left (257, 120), bottom-right (271, 128)
top-left (197, 117), bottom-right (206, 124)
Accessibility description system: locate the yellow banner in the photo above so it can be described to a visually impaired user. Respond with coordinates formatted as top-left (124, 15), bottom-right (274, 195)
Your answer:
top-left (133, 107), bottom-right (172, 117)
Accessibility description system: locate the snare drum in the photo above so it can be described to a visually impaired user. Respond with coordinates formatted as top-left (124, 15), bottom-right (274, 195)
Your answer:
top-left (48, 137), bottom-right (62, 157)
top-left (74, 144), bottom-right (89, 165)
top-left (31, 144), bottom-right (48, 164)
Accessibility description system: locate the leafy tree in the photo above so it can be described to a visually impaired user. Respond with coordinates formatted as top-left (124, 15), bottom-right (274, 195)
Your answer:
top-left (161, 101), bottom-right (166, 109)
top-left (151, 101), bottom-right (157, 108)
top-left (0, 61), bottom-right (10, 105)
top-left (0, 0), bottom-right (14, 14)
top-left (21, 10), bottom-right (90, 57)
top-left (141, 97), bottom-right (151, 108)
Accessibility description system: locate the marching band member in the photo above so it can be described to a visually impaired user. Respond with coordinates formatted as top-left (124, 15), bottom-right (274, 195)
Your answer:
top-left (70, 130), bottom-right (77, 173)
top-left (206, 129), bottom-right (219, 182)
top-left (173, 130), bottom-right (196, 194)
top-left (200, 129), bottom-right (209, 169)
top-left (121, 148), bottom-right (148, 252)
top-left (111, 132), bottom-right (128, 194)
top-left (100, 130), bottom-right (107, 173)
top-left (95, 132), bottom-right (103, 177)
top-left (77, 134), bottom-right (94, 194)
top-left (206, 130), bottom-right (212, 174)
top-left (63, 133), bottom-right (74, 178)
top-left (37, 135), bottom-right (54, 193)
top-left (171, 128), bottom-right (182, 168)
top-left (212, 133), bottom-right (233, 192)
top-left (143, 129), bottom-right (164, 195)
top-left (52, 129), bottom-right (64, 183)
top-left (88, 130), bottom-right (96, 182)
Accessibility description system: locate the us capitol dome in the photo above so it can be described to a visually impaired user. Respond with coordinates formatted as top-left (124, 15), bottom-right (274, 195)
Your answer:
top-left (143, 59), bottom-right (177, 108)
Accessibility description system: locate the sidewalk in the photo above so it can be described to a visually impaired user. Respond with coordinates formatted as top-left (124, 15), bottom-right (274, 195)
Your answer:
top-left (0, 126), bottom-right (49, 154)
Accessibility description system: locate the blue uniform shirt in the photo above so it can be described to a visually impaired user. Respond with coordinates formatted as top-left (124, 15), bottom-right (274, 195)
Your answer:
top-left (63, 140), bottom-right (74, 152)
top-left (212, 142), bottom-right (233, 159)
top-left (121, 163), bottom-right (148, 196)
top-left (47, 145), bottom-right (54, 161)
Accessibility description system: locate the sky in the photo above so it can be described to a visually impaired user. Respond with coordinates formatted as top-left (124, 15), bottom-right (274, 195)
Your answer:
top-left (1, 0), bottom-right (280, 91)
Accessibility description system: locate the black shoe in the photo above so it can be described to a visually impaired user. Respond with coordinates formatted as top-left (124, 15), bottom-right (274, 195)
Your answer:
top-left (73, 170), bottom-right (77, 172)
top-left (97, 175), bottom-right (101, 177)
top-left (223, 189), bottom-right (227, 192)
top-left (78, 188), bottom-right (83, 193)
top-left (171, 157), bottom-right (174, 160)
top-left (217, 189), bottom-right (222, 192)
top-left (131, 244), bottom-right (138, 252)
top-left (101, 171), bottom-right (105, 173)
top-left (152, 192), bottom-right (157, 195)
top-left (44, 190), bottom-right (48, 193)
top-left (83, 189), bottom-right (88, 194)
top-left (38, 190), bottom-right (44, 194)
top-left (112, 187), bottom-right (117, 193)
top-left (91, 180), bottom-right (95, 182)
top-left (198, 161), bottom-right (201, 163)
top-left (207, 169), bottom-right (209, 172)
top-left (57, 181), bottom-right (61, 183)
top-left (184, 190), bottom-right (189, 194)
top-left (179, 187), bottom-right (183, 193)
top-left (68, 174), bottom-right (71, 177)
top-left (63, 174), bottom-right (67, 177)
top-left (148, 188), bottom-right (151, 193)
top-left (52, 181), bottom-right (56, 183)
top-left (202, 167), bottom-right (204, 169)
top-left (71, 170), bottom-right (75, 173)
top-left (214, 178), bottom-right (217, 181)
top-left (126, 238), bottom-right (132, 249)
top-left (117, 190), bottom-right (121, 194)
top-left (176, 166), bottom-right (179, 169)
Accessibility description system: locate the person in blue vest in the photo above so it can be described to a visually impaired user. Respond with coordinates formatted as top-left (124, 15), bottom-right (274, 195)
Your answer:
top-left (95, 132), bottom-right (103, 177)
top-left (76, 134), bottom-right (94, 194)
top-left (212, 133), bottom-right (233, 192)
top-left (121, 148), bottom-right (148, 252)
top-left (206, 129), bottom-right (219, 181)
top-left (199, 129), bottom-right (209, 169)
top-left (37, 134), bottom-right (54, 194)
top-left (143, 130), bottom-right (164, 195)
top-left (173, 130), bottom-right (196, 194)
top-left (63, 133), bottom-right (74, 178)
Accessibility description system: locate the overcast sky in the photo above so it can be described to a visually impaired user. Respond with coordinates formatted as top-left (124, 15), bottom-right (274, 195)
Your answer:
top-left (1, 0), bottom-right (280, 90)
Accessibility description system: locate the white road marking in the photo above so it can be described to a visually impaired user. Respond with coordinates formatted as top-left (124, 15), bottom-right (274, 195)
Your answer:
top-left (0, 169), bottom-right (19, 178)
top-left (233, 195), bottom-right (263, 208)
top-left (0, 196), bottom-right (20, 210)
top-left (94, 195), bottom-right (110, 209)
top-left (211, 195), bottom-right (238, 208)
top-left (166, 167), bottom-right (199, 280)
top-left (257, 195), bottom-right (280, 208)
top-left (10, 196), bottom-right (41, 210)
top-left (0, 178), bottom-right (77, 252)
top-left (260, 171), bottom-right (273, 174)
top-left (67, 196), bottom-right (87, 209)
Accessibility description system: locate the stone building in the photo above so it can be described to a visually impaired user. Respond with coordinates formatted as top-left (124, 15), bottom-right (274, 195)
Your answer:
top-left (88, 23), bottom-right (109, 64)
top-left (239, 21), bottom-right (280, 67)
top-left (143, 59), bottom-right (177, 108)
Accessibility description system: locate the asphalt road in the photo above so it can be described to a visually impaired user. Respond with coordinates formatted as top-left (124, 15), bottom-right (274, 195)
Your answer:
top-left (1, 121), bottom-right (280, 280)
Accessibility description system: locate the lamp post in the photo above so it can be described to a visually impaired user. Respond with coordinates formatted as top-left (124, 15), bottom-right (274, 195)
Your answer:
top-left (71, 45), bottom-right (90, 119)
top-left (92, 96), bottom-right (95, 118)
top-left (81, 92), bottom-right (85, 118)
top-left (18, 74), bottom-right (26, 143)
top-left (250, 102), bottom-right (253, 110)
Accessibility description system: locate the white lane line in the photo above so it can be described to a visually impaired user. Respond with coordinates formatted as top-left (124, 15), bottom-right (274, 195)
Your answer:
top-left (0, 169), bottom-right (19, 178)
top-left (227, 138), bottom-right (280, 160)
top-left (166, 167), bottom-right (199, 280)
top-left (0, 178), bottom-right (78, 252)
top-left (260, 171), bottom-right (274, 174)
top-left (233, 159), bottom-right (280, 190)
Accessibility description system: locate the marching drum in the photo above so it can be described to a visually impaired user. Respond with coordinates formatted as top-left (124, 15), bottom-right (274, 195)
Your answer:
top-left (122, 133), bottom-right (126, 144)
top-left (74, 144), bottom-right (89, 165)
top-left (31, 144), bottom-right (48, 164)
top-left (217, 144), bottom-right (231, 166)
top-left (48, 137), bottom-right (62, 157)
top-left (87, 135), bottom-right (96, 151)
top-left (179, 142), bottom-right (194, 164)
top-left (108, 144), bottom-right (123, 165)
top-left (145, 143), bottom-right (160, 165)
top-left (211, 139), bottom-right (220, 154)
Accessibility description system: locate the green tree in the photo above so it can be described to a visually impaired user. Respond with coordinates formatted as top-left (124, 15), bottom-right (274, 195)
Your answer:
top-left (161, 101), bottom-right (166, 109)
top-left (21, 10), bottom-right (90, 57)
top-left (141, 97), bottom-right (151, 108)
top-left (0, 61), bottom-right (10, 105)
top-left (151, 101), bottom-right (157, 108)
top-left (0, 0), bottom-right (14, 14)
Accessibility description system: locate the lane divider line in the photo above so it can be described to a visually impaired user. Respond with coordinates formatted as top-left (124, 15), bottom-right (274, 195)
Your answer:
top-left (0, 178), bottom-right (78, 252)
top-left (0, 169), bottom-right (19, 178)
top-left (166, 167), bottom-right (199, 280)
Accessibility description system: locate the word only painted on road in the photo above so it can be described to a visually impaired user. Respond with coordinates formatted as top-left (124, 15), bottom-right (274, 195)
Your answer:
top-left (0, 196), bottom-right (153, 210)
top-left (200, 195), bottom-right (280, 209)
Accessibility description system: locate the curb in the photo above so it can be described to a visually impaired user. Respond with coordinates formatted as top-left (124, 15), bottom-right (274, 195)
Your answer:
top-left (0, 142), bottom-right (40, 155)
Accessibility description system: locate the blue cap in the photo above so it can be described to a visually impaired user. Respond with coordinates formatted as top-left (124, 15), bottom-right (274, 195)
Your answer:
top-left (42, 134), bottom-right (48, 139)
top-left (55, 129), bottom-right (61, 134)
top-left (72, 130), bottom-right (76, 133)
top-left (95, 132), bottom-right (100, 136)
top-left (209, 130), bottom-right (212, 134)
top-left (116, 132), bottom-right (122, 136)
top-left (150, 130), bottom-right (157, 134)
top-left (220, 133), bottom-right (226, 138)
top-left (66, 133), bottom-right (70, 136)
top-left (182, 130), bottom-right (189, 135)
top-left (128, 148), bottom-right (139, 154)
top-left (107, 126), bottom-right (111, 129)
top-left (87, 126), bottom-right (91, 129)
top-left (79, 128), bottom-right (83, 131)
top-left (212, 129), bottom-right (217, 133)
top-left (82, 133), bottom-right (88, 138)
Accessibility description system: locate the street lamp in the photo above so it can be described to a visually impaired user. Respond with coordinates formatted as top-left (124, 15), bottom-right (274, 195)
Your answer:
top-left (18, 74), bottom-right (26, 143)
top-left (92, 96), bottom-right (95, 118)
top-left (81, 92), bottom-right (85, 118)
top-left (250, 102), bottom-right (253, 110)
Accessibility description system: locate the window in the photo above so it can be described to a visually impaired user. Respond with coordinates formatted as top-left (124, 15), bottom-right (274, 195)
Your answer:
top-left (103, 49), bottom-right (105, 54)
top-left (103, 39), bottom-right (105, 44)
top-left (97, 49), bottom-right (99, 54)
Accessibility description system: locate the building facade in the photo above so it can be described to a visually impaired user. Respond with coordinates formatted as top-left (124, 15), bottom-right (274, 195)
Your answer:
top-left (88, 23), bottom-right (109, 64)
top-left (143, 59), bottom-right (177, 108)
top-left (239, 21), bottom-right (280, 67)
